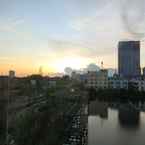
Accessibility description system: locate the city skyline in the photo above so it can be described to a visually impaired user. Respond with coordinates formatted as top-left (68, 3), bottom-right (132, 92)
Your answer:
top-left (1, 0), bottom-right (145, 76)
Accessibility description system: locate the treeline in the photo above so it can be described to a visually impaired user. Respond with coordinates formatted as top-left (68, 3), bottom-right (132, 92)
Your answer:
top-left (88, 88), bottom-right (145, 102)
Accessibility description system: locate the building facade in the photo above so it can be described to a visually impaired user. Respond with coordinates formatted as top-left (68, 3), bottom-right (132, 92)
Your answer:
top-left (130, 79), bottom-right (145, 92)
top-left (86, 69), bottom-right (108, 90)
top-left (143, 67), bottom-right (145, 77)
top-left (108, 75), bottom-right (128, 90)
top-left (118, 41), bottom-right (141, 79)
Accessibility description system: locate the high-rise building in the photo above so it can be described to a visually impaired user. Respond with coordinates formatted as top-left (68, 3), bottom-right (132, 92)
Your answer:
top-left (118, 41), bottom-right (141, 78)
top-left (143, 67), bottom-right (145, 77)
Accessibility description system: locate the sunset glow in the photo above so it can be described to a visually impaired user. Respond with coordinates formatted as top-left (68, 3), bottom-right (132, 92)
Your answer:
top-left (0, 0), bottom-right (145, 76)
top-left (53, 57), bottom-right (90, 72)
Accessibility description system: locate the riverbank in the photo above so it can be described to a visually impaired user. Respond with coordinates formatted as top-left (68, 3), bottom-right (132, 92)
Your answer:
top-left (88, 88), bottom-right (145, 102)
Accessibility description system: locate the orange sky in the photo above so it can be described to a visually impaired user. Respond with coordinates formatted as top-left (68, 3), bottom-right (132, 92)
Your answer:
top-left (1, 0), bottom-right (145, 76)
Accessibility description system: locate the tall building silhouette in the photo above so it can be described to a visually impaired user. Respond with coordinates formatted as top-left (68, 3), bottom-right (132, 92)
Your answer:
top-left (143, 67), bottom-right (145, 77)
top-left (118, 41), bottom-right (141, 78)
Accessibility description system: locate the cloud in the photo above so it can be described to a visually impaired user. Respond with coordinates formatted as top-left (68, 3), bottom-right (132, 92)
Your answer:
top-left (48, 38), bottom-right (114, 59)
top-left (0, 57), bottom-right (15, 62)
top-left (69, 0), bottom-right (145, 40)
top-left (47, 3), bottom-right (122, 59)
top-left (65, 0), bottom-right (111, 16)
top-left (0, 17), bottom-right (25, 33)
top-left (119, 0), bottom-right (145, 39)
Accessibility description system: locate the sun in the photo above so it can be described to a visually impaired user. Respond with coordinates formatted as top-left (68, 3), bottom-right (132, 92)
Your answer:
top-left (53, 57), bottom-right (88, 72)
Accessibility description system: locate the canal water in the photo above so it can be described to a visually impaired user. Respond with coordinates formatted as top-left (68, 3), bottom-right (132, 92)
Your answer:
top-left (88, 100), bottom-right (145, 145)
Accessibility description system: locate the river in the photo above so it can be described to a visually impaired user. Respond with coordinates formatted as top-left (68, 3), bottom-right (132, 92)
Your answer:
top-left (88, 100), bottom-right (145, 145)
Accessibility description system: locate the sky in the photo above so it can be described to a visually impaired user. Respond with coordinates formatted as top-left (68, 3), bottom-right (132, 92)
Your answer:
top-left (0, 0), bottom-right (145, 76)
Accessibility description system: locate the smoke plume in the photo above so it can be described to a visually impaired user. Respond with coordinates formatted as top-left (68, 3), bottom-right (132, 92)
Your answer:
top-left (120, 0), bottom-right (145, 39)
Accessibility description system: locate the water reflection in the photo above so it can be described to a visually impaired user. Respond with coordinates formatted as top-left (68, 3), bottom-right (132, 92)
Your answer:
top-left (88, 100), bottom-right (108, 119)
top-left (118, 104), bottom-right (140, 129)
top-left (88, 99), bottom-right (145, 145)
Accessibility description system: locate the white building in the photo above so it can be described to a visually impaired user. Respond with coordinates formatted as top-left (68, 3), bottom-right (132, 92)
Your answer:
top-left (86, 69), bottom-right (108, 90)
top-left (108, 75), bottom-right (128, 90)
top-left (130, 79), bottom-right (145, 92)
